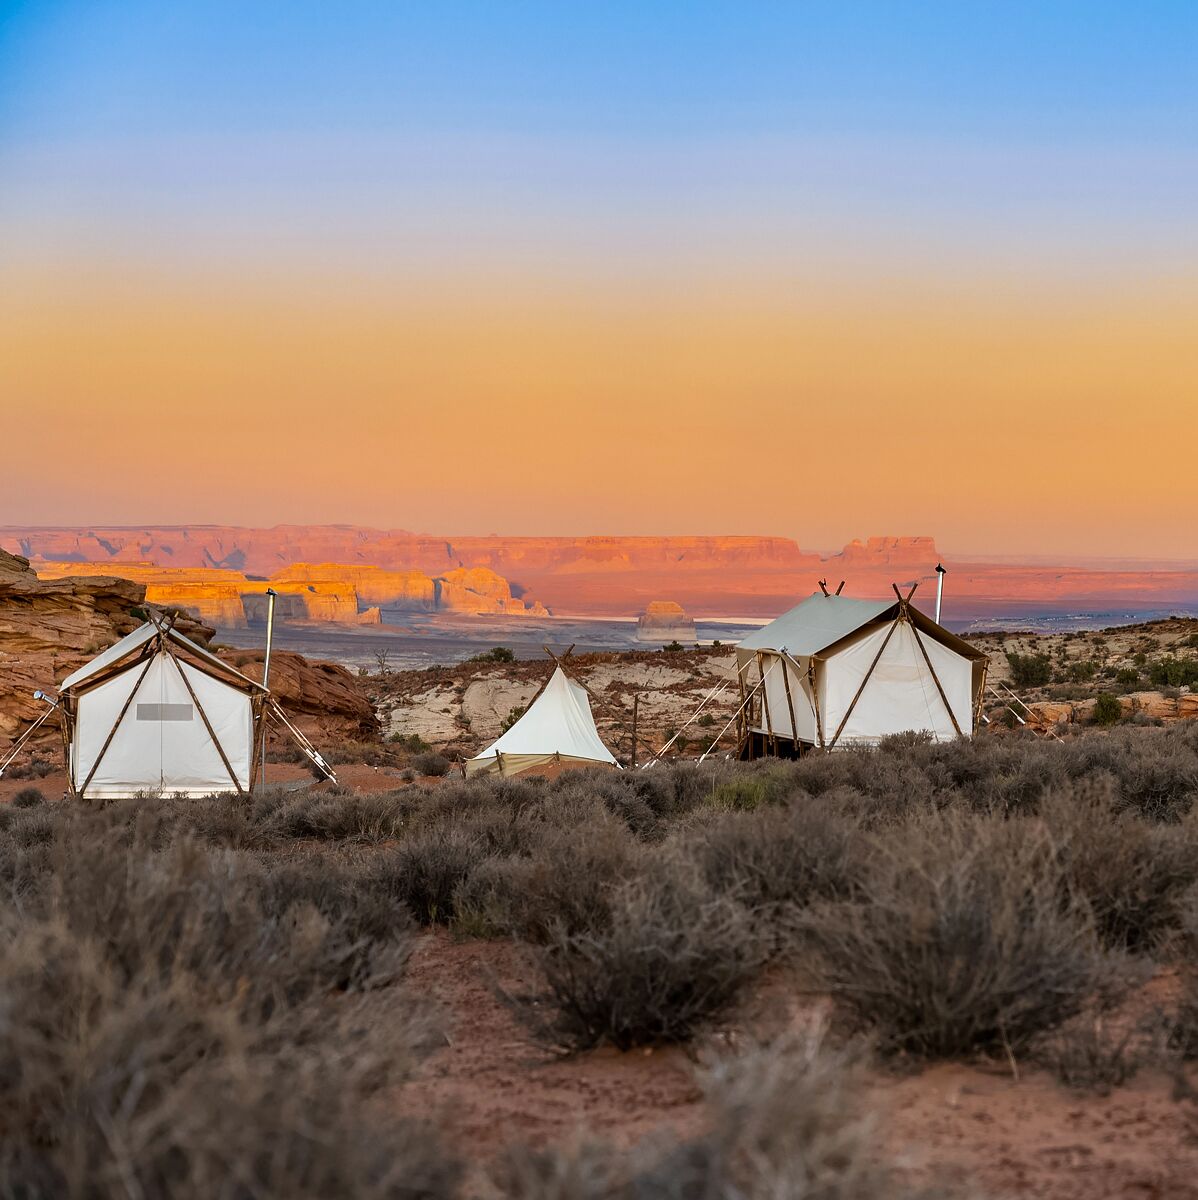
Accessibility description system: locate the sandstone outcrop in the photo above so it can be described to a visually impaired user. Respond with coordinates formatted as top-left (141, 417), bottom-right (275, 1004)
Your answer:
top-left (272, 563), bottom-right (437, 611)
top-left (223, 650), bottom-right (378, 741)
top-left (636, 601), bottom-right (697, 644)
top-left (0, 551), bottom-right (379, 751)
top-left (0, 550), bottom-right (212, 741)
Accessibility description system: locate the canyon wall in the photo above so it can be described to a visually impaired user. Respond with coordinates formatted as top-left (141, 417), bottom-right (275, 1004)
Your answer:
top-left (8, 526), bottom-right (1198, 620)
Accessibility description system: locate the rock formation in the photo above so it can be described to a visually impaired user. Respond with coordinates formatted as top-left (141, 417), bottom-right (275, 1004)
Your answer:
top-left (0, 551), bottom-right (378, 749)
top-left (0, 550), bottom-right (210, 740)
top-left (435, 567), bottom-right (548, 616)
top-left (8, 525), bottom-right (1198, 622)
top-left (636, 601), bottom-right (697, 644)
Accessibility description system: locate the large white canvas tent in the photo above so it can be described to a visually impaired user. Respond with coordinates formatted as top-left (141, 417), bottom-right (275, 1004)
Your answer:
top-left (735, 588), bottom-right (989, 755)
top-left (465, 666), bottom-right (619, 777)
top-left (53, 616), bottom-right (333, 799)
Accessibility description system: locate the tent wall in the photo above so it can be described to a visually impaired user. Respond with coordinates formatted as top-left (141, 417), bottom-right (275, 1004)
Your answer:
top-left (819, 620), bottom-right (973, 746)
top-left (749, 651), bottom-right (818, 744)
top-left (72, 654), bottom-right (253, 798)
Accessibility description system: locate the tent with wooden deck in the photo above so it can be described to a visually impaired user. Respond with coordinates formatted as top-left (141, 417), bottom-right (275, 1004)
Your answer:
top-left (734, 587), bottom-right (988, 756)
top-left (465, 665), bottom-right (619, 777)
top-left (53, 615), bottom-right (333, 799)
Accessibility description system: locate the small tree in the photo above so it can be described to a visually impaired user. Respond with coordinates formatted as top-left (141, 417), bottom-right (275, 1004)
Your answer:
top-left (1006, 652), bottom-right (1052, 689)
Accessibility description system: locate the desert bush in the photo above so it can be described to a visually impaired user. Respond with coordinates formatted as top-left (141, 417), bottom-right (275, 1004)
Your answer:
top-left (454, 817), bottom-right (641, 942)
top-left (469, 646), bottom-right (515, 663)
top-left (519, 860), bottom-right (765, 1050)
top-left (1116, 667), bottom-right (1141, 689)
top-left (11, 786), bottom-right (45, 808)
top-left (1042, 782), bottom-right (1198, 952)
top-left (794, 815), bottom-right (1123, 1058)
top-left (495, 1030), bottom-right (894, 1200)
top-left (0, 807), bottom-right (456, 1197)
top-left (1036, 1013), bottom-right (1154, 1094)
top-left (1093, 692), bottom-right (1123, 726)
top-left (373, 826), bottom-right (492, 924)
top-left (412, 751), bottom-right (452, 777)
top-left (388, 731), bottom-right (431, 752)
top-left (1006, 651), bottom-right (1052, 688)
top-left (683, 802), bottom-right (863, 924)
top-left (1150, 657), bottom-right (1198, 688)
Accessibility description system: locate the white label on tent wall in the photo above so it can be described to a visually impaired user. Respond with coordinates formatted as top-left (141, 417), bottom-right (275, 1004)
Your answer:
top-left (136, 703), bottom-right (195, 722)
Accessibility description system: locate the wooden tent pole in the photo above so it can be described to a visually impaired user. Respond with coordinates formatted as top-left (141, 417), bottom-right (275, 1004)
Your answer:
top-left (973, 658), bottom-right (990, 734)
top-left (779, 646), bottom-right (799, 754)
top-left (756, 652), bottom-right (777, 755)
top-left (808, 658), bottom-right (825, 750)
top-left (162, 646), bottom-right (246, 794)
top-left (78, 651), bottom-right (159, 801)
top-left (827, 617), bottom-right (902, 751)
top-left (630, 694), bottom-right (639, 769)
top-left (907, 619), bottom-right (964, 738)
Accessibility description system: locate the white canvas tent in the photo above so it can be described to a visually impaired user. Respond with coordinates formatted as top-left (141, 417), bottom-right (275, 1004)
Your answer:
top-left (53, 616), bottom-right (334, 799)
top-left (734, 589), bottom-right (988, 755)
top-left (465, 666), bottom-right (619, 777)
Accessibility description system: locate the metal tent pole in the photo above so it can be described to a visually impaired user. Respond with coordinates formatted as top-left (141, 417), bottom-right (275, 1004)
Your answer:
top-left (934, 563), bottom-right (947, 624)
top-left (259, 588), bottom-right (277, 789)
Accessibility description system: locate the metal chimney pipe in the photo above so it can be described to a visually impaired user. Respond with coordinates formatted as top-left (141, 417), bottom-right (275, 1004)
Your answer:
top-left (260, 588), bottom-right (278, 788)
top-left (934, 563), bottom-right (947, 624)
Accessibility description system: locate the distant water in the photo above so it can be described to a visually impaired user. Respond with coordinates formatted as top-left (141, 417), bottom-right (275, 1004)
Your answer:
top-left (215, 607), bottom-right (1197, 672)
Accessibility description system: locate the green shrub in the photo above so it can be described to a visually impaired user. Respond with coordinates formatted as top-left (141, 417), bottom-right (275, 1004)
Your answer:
top-left (412, 751), bottom-right (452, 777)
top-left (1006, 652), bottom-right (1052, 688)
top-left (468, 646), bottom-right (515, 664)
top-left (1093, 693), bottom-right (1123, 726)
top-left (1116, 668), bottom-right (1140, 689)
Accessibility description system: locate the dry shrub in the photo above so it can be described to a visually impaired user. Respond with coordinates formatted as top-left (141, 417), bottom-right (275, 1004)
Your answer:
top-left (372, 826), bottom-right (493, 925)
top-left (682, 801), bottom-right (863, 919)
top-left (11, 786), bottom-right (45, 808)
top-left (517, 859), bottom-right (765, 1051)
top-left (1042, 780), bottom-right (1198, 952)
top-left (453, 816), bottom-right (641, 942)
top-left (1036, 1012), bottom-right (1157, 1094)
top-left (494, 1030), bottom-right (905, 1199)
top-left (795, 814), bottom-right (1124, 1058)
top-left (0, 807), bottom-right (456, 1198)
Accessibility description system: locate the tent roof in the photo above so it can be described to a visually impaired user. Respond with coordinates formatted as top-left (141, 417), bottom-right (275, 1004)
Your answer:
top-left (469, 666), bottom-right (617, 768)
top-left (59, 621), bottom-right (266, 693)
top-left (736, 593), bottom-right (897, 658)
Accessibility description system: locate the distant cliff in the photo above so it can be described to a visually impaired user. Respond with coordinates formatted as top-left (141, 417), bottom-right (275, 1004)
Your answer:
top-left (7, 526), bottom-right (1198, 619)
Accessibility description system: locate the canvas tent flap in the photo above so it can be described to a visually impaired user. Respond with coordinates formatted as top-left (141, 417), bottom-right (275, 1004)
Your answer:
top-left (466, 667), bottom-right (618, 777)
top-left (753, 651), bottom-right (818, 743)
top-left (736, 594), bottom-right (896, 662)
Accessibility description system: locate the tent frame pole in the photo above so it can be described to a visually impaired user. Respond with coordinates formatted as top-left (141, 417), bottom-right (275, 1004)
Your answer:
top-left (756, 652), bottom-right (777, 755)
top-left (906, 617), bottom-right (963, 738)
top-left (826, 616), bottom-right (902, 751)
top-left (779, 645), bottom-right (799, 757)
top-left (808, 658), bottom-right (825, 750)
top-left (972, 659), bottom-right (990, 735)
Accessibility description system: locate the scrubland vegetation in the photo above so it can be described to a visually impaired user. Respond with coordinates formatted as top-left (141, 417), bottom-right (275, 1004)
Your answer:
top-left (4, 723), bottom-right (1198, 1194)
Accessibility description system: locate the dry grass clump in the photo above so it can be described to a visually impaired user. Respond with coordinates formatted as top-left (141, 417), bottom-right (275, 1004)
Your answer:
top-left (516, 857), bottom-right (766, 1051)
top-left (0, 803), bottom-right (456, 1198)
top-left (794, 814), bottom-right (1125, 1059)
top-left (494, 1030), bottom-right (904, 1199)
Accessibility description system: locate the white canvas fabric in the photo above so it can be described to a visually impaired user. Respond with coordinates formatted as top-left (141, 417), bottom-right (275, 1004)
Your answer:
top-left (71, 651), bottom-right (254, 798)
top-left (754, 651), bottom-right (818, 743)
top-left (736, 594), bottom-right (895, 662)
top-left (466, 667), bottom-right (618, 777)
top-left (819, 620), bottom-right (973, 746)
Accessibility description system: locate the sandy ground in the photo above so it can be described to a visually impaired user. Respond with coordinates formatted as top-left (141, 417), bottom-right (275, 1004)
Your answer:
top-left (401, 932), bottom-right (1198, 1200)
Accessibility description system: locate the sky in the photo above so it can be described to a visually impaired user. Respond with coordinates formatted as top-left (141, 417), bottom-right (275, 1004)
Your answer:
top-left (0, 1), bottom-right (1195, 558)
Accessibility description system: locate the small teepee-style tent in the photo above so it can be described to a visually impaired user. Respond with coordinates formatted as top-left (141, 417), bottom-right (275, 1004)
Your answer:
top-left (465, 665), bottom-right (619, 777)
top-left (52, 614), bottom-right (334, 799)
top-left (735, 584), bottom-right (989, 757)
